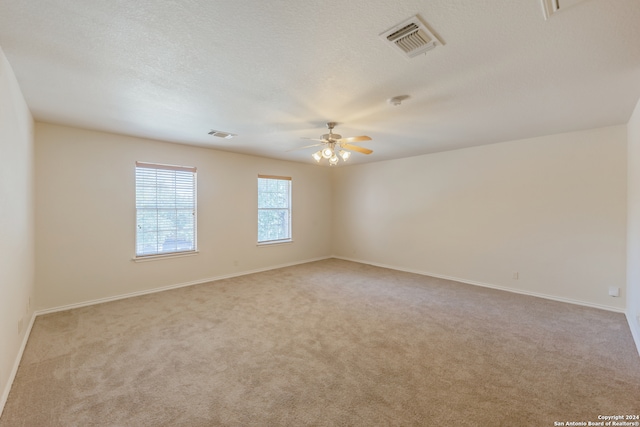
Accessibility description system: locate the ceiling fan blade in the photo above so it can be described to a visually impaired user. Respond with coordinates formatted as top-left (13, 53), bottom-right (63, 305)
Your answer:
top-left (342, 143), bottom-right (373, 155)
top-left (339, 135), bottom-right (371, 143)
top-left (301, 137), bottom-right (325, 142)
top-left (286, 143), bottom-right (324, 152)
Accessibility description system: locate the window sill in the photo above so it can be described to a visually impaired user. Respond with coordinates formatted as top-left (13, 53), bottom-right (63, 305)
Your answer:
top-left (132, 251), bottom-right (199, 262)
top-left (257, 239), bottom-right (293, 247)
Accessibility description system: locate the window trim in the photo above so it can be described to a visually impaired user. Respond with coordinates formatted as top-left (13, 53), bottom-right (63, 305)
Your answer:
top-left (256, 239), bottom-right (293, 247)
top-left (132, 250), bottom-right (199, 262)
top-left (134, 161), bottom-right (198, 259)
top-left (257, 174), bottom-right (292, 245)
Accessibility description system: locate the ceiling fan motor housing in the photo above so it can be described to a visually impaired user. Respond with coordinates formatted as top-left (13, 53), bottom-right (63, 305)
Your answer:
top-left (322, 133), bottom-right (341, 141)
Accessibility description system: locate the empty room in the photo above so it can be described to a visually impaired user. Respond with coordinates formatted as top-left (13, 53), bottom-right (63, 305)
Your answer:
top-left (1, 0), bottom-right (640, 425)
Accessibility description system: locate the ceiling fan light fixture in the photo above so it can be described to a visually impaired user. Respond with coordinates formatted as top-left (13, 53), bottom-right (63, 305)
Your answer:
top-left (293, 123), bottom-right (373, 166)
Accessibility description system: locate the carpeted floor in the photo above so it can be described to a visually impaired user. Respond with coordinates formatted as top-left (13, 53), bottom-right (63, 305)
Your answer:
top-left (1, 259), bottom-right (639, 426)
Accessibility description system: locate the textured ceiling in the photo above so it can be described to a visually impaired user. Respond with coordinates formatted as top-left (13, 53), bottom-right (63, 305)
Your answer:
top-left (1, 0), bottom-right (640, 165)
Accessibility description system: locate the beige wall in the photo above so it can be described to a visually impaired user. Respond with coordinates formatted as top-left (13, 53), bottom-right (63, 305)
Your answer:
top-left (35, 123), bottom-right (332, 310)
top-left (627, 97), bottom-right (640, 351)
top-left (332, 126), bottom-right (628, 311)
top-left (0, 48), bottom-right (34, 410)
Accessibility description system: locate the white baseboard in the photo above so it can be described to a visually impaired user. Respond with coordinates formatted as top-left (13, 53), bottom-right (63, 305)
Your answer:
top-left (332, 255), bottom-right (626, 314)
top-left (0, 311), bottom-right (36, 419)
top-left (36, 256), bottom-right (332, 316)
top-left (627, 311), bottom-right (640, 357)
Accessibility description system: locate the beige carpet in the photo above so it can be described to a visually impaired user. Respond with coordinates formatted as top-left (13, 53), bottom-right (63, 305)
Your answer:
top-left (1, 259), bottom-right (639, 426)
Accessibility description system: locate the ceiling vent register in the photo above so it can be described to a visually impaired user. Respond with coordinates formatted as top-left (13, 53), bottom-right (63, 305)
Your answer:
top-left (208, 130), bottom-right (237, 139)
top-left (541, 0), bottom-right (589, 19)
top-left (380, 15), bottom-right (441, 59)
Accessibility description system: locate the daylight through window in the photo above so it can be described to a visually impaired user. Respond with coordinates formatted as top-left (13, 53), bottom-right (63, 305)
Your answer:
top-left (135, 162), bottom-right (197, 257)
top-left (258, 175), bottom-right (291, 244)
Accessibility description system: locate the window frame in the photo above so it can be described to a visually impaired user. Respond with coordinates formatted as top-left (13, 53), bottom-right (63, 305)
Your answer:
top-left (257, 175), bottom-right (292, 245)
top-left (134, 161), bottom-right (198, 259)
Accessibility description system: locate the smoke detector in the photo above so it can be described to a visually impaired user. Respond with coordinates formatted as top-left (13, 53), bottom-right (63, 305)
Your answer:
top-left (380, 15), bottom-right (441, 59)
top-left (208, 129), bottom-right (237, 139)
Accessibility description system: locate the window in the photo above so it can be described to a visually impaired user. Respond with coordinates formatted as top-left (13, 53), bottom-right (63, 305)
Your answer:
top-left (135, 162), bottom-right (197, 257)
top-left (257, 175), bottom-right (291, 244)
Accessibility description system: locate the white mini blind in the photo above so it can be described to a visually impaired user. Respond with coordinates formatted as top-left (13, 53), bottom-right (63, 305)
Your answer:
top-left (257, 175), bottom-right (291, 243)
top-left (135, 162), bottom-right (197, 257)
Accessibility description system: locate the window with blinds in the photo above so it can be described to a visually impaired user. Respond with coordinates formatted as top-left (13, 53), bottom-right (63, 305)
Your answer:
top-left (135, 162), bottom-right (197, 257)
top-left (257, 175), bottom-right (292, 244)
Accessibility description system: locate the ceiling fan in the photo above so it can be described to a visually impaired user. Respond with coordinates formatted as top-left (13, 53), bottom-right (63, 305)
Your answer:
top-left (291, 122), bottom-right (373, 165)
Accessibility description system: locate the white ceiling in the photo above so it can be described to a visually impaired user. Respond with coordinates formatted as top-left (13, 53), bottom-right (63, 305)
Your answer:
top-left (1, 0), bottom-right (640, 165)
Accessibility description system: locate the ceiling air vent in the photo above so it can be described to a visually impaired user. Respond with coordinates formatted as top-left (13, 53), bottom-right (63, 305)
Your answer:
top-left (541, 0), bottom-right (589, 19)
top-left (208, 129), bottom-right (237, 139)
top-left (380, 15), bottom-right (441, 59)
